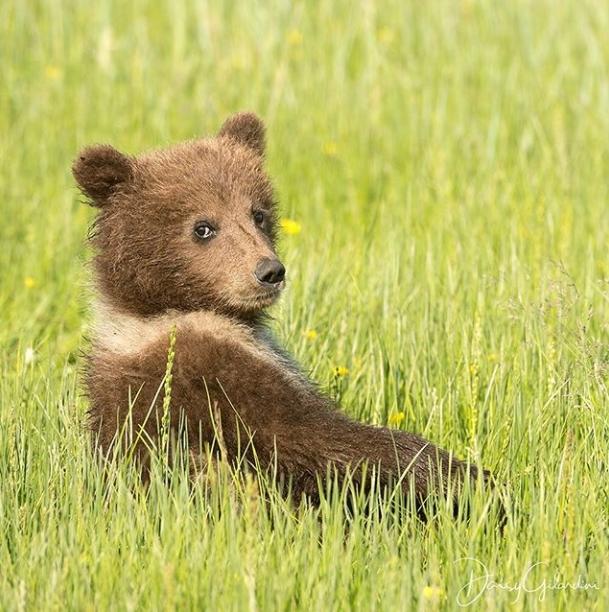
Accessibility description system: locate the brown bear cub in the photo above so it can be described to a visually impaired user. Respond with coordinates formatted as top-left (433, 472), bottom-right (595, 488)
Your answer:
top-left (74, 112), bottom-right (487, 513)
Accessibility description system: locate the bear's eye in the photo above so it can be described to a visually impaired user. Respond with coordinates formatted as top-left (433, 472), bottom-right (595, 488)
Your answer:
top-left (253, 210), bottom-right (265, 226)
top-left (193, 222), bottom-right (216, 241)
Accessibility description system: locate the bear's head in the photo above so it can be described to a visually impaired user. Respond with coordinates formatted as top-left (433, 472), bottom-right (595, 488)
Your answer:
top-left (73, 113), bottom-right (285, 319)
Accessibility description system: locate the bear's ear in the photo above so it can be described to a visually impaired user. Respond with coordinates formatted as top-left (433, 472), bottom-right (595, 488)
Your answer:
top-left (72, 145), bottom-right (133, 206)
top-left (218, 112), bottom-right (266, 156)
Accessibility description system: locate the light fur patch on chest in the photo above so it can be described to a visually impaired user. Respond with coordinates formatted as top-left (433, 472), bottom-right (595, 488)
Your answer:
top-left (92, 299), bottom-right (253, 354)
top-left (91, 300), bottom-right (309, 390)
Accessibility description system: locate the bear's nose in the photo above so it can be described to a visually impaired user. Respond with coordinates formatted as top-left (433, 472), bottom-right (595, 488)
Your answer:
top-left (255, 258), bottom-right (286, 286)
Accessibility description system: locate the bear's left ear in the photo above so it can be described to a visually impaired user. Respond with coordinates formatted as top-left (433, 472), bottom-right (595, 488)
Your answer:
top-left (72, 144), bottom-right (133, 206)
top-left (218, 112), bottom-right (266, 156)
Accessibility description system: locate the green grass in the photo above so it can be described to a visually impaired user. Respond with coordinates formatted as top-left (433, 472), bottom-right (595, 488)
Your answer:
top-left (2, 0), bottom-right (609, 609)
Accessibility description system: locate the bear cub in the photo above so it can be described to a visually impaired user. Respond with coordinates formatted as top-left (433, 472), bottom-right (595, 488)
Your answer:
top-left (74, 112), bottom-right (487, 512)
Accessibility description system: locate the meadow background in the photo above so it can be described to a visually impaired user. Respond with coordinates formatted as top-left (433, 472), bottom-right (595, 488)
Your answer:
top-left (1, 0), bottom-right (609, 609)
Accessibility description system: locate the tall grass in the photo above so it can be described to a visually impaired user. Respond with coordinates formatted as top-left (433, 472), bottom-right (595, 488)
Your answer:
top-left (1, 0), bottom-right (608, 609)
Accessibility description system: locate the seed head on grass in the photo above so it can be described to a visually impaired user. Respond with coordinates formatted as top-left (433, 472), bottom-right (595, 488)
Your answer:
top-left (160, 325), bottom-right (177, 464)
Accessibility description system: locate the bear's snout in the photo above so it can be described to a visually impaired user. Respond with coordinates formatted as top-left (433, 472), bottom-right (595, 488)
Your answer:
top-left (255, 257), bottom-right (286, 286)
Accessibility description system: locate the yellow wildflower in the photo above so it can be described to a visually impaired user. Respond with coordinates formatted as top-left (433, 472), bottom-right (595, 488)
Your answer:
top-left (388, 411), bottom-right (405, 427)
top-left (45, 65), bottom-right (61, 80)
top-left (422, 585), bottom-right (443, 601)
top-left (322, 141), bottom-right (338, 157)
top-left (377, 27), bottom-right (395, 45)
top-left (230, 54), bottom-right (248, 71)
top-left (280, 218), bottom-right (301, 235)
top-left (303, 329), bottom-right (318, 340)
top-left (460, 0), bottom-right (474, 16)
top-left (287, 29), bottom-right (303, 46)
top-left (333, 366), bottom-right (349, 377)
top-left (24, 276), bottom-right (36, 289)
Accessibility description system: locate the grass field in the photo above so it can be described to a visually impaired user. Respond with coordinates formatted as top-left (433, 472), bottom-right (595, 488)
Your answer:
top-left (2, 0), bottom-right (609, 609)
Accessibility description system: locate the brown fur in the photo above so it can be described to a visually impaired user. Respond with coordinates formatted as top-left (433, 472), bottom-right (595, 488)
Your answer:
top-left (75, 113), bottom-right (488, 513)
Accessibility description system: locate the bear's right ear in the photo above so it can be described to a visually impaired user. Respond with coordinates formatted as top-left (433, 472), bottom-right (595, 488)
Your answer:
top-left (72, 145), bottom-right (133, 206)
top-left (218, 112), bottom-right (265, 156)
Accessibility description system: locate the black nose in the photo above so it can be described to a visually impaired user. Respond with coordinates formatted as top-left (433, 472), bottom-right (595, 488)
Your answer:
top-left (255, 258), bottom-right (286, 285)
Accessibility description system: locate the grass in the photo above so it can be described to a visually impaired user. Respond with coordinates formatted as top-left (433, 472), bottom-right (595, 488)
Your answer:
top-left (1, 0), bottom-right (609, 609)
